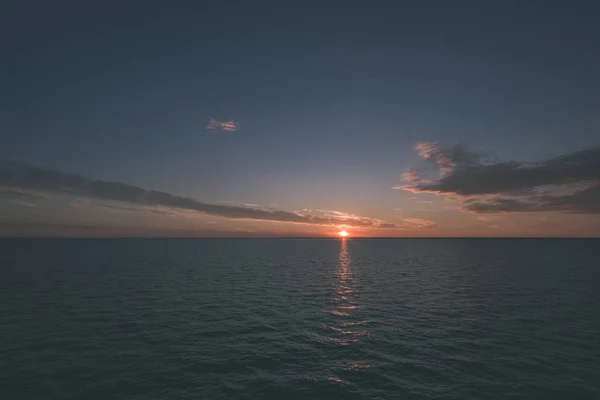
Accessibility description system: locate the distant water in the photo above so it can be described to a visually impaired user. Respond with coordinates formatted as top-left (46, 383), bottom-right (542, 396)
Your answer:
top-left (1, 239), bottom-right (599, 399)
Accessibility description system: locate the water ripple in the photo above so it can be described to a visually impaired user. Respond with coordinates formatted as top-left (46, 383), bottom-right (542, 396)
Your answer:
top-left (1, 238), bottom-right (599, 399)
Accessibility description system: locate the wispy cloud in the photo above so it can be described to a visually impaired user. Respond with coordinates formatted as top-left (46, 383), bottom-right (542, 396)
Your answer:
top-left (476, 216), bottom-right (500, 222)
top-left (216, 200), bottom-right (260, 207)
top-left (0, 161), bottom-right (417, 229)
top-left (8, 200), bottom-right (36, 208)
top-left (102, 204), bottom-right (184, 217)
top-left (206, 117), bottom-right (238, 132)
top-left (396, 142), bottom-right (600, 214)
top-left (400, 218), bottom-right (436, 229)
top-left (0, 188), bottom-right (45, 208)
top-left (0, 187), bottom-right (48, 202)
top-left (70, 198), bottom-right (90, 208)
top-left (311, 209), bottom-right (402, 229)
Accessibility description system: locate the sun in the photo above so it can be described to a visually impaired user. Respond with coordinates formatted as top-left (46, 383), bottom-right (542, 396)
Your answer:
top-left (339, 230), bottom-right (349, 237)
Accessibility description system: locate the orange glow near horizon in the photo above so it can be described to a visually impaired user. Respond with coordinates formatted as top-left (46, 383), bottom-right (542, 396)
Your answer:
top-left (339, 230), bottom-right (349, 237)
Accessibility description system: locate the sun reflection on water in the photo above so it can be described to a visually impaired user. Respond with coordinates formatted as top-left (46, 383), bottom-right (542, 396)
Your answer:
top-left (311, 238), bottom-right (372, 384)
top-left (338, 238), bottom-right (351, 279)
top-left (318, 238), bottom-right (371, 347)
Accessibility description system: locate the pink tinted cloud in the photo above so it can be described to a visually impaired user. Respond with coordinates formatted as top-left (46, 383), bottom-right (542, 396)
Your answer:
top-left (400, 217), bottom-right (437, 229)
top-left (395, 142), bottom-right (600, 215)
top-left (206, 117), bottom-right (238, 132)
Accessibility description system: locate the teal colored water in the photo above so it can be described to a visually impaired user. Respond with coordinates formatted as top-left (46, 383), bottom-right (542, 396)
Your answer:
top-left (1, 238), bottom-right (599, 399)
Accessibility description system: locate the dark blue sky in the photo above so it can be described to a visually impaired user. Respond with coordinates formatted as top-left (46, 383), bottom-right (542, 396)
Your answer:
top-left (2, 1), bottom-right (600, 236)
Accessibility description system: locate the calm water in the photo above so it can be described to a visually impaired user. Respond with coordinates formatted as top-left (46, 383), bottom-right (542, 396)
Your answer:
top-left (1, 238), bottom-right (599, 399)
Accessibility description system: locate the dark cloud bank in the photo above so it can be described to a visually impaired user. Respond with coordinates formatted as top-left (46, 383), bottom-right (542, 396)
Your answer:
top-left (398, 142), bottom-right (600, 214)
top-left (0, 161), bottom-right (399, 228)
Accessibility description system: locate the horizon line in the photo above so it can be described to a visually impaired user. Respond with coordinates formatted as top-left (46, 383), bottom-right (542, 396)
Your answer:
top-left (0, 236), bottom-right (598, 240)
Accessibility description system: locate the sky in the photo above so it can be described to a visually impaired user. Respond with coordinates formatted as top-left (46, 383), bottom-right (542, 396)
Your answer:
top-left (1, 1), bottom-right (600, 237)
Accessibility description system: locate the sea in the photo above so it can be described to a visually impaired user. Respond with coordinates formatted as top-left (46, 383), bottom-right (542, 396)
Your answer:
top-left (1, 238), bottom-right (599, 399)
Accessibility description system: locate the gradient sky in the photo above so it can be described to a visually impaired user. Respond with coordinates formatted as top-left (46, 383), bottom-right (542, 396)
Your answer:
top-left (2, 1), bottom-right (600, 237)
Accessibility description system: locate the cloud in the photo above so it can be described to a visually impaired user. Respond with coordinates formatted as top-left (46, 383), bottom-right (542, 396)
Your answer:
top-left (396, 142), bottom-right (600, 214)
top-left (216, 200), bottom-right (260, 207)
top-left (476, 216), bottom-right (500, 222)
top-left (102, 204), bottom-right (138, 212)
top-left (0, 161), bottom-right (414, 229)
top-left (102, 204), bottom-right (185, 217)
top-left (316, 210), bottom-right (397, 228)
top-left (400, 218), bottom-right (437, 229)
top-left (373, 218), bottom-right (436, 229)
top-left (146, 209), bottom-right (185, 217)
top-left (311, 209), bottom-right (406, 228)
top-left (9, 200), bottom-right (36, 208)
top-left (206, 117), bottom-right (238, 132)
top-left (0, 188), bottom-right (45, 208)
top-left (414, 141), bottom-right (483, 176)
top-left (70, 198), bottom-right (90, 207)
top-left (466, 183), bottom-right (600, 214)
top-left (0, 187), bottom-right (48, 202)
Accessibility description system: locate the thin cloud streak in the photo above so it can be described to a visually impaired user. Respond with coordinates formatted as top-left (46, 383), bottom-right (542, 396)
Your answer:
top-left (310, 209), bottom-right (413, 229)
top-left (8, 200), bottom-right (36, 208)
top-left (0, 187), bottom-right (49, 202)
top-left (401, 218), bottom-right (436, 229)
top-left (216, 200), bottom-right (261, 207)
top-left (70, 198), bottom-right (90, 208)
top-left (102, 204), bottom-right (185, 217)
top-left (0, 161), bottom-right (412, 229)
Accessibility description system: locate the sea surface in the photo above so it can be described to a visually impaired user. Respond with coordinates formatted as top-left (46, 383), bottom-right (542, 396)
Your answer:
top-left (1, 238), bottom-right (599, 399)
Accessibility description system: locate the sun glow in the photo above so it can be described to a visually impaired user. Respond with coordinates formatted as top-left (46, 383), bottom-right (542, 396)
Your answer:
top-left (339, 230), bottom-right (349, 237)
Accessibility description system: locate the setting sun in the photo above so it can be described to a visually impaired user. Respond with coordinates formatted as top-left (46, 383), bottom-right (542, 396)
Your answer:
top-left (339, 230), bottom-right (349, 237)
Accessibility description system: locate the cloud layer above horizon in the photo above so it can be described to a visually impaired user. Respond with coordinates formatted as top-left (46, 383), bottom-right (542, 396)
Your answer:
top-left (0, 161), bottom-right (420, 230)
top-left (396, 142), bottom-right (600, 214)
